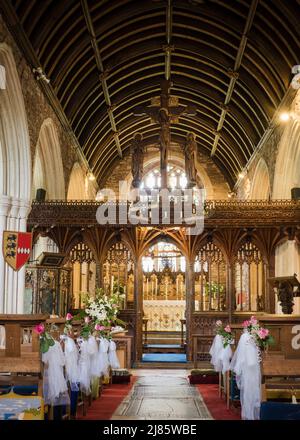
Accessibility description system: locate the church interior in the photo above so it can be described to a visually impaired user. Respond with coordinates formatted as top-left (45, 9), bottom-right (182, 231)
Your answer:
top-left (0, 0), bottom-right (300, 422)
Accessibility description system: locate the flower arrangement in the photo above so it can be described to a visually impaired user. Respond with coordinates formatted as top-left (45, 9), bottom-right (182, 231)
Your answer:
top-left (33, 323), bottom-right (55, 353)
top-left (215, 320), bottom-right (234, 348)
top-left (242, 315), bottom-right (274, 351)
top-left (78, 288), bottom-right (126, 339)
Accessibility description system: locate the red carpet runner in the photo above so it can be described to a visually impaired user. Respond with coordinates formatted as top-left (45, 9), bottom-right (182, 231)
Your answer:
top-left (77, 378), bottom-right (137, 420)
top-left (197, 384), bottom-right (241, 420)
top-left (78, 379), bottom-right (240, 420)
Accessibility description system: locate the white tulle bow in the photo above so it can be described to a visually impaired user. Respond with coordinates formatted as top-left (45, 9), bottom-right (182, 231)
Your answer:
top-left (230, 331), bottom-right (261, 420)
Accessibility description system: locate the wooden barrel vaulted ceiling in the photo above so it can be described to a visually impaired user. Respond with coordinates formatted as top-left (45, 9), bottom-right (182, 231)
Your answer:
top-left (2, 0), bottom-right (300, 188)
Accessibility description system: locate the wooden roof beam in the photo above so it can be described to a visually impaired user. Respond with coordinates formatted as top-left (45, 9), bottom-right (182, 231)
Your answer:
top-left (81, 0), bottom-right (122, 158)
top-left (164, 0), bottom-right (173, 81)
top-left (210, 0), bottom-right (259, 159)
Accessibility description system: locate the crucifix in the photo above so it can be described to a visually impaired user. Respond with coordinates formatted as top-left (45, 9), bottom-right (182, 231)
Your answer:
top-left (133, 79), bottom-right (197, 189)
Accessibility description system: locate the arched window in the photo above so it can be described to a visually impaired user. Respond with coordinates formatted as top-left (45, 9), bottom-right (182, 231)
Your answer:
top-left (234, 241), bottom-right (266, 312)
top-left (195, 242), bottom-right (227, 311)
top-left (141, 166), bottom-right (187, 190)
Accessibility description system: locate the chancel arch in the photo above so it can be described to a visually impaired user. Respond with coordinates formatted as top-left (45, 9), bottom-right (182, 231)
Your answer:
top-left (0, 43), bottom-right (31, 313)
top-left (32, 118), bottom-right (65, 200)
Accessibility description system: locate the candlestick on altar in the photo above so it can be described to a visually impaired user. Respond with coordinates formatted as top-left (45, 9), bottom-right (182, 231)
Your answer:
top-left (146, 278), bottom-right (149, 300)
top-left (111, 275), bottom-right (114, 293)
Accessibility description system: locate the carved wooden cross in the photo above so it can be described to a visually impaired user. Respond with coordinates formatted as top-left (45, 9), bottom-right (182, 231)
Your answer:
top-left (133, 79), bottom-right (196, 189)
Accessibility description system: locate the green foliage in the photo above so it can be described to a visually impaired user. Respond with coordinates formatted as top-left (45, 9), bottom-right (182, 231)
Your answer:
top-left (40, 333), bottom-right (55, 354)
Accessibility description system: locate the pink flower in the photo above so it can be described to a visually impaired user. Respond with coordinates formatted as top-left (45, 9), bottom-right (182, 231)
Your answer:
top-left (258, 328), bottom-right (269, 339)
top-left (250, 316), bottom-right (258, 325)
top-left (112, 304), bottom-right (118, 308)
top-left (224, 325), bottom-right (231, 333)
top-left (95, 324), bottom-right (105, 331)
top-left (66, 313), bottom-right (73, 321)
top-left (84, 316), bottom-right (90, 324)
top-left (216, 320), bottom-right (222, 327)
top-left (34, 323), bottom-right (45, 335)
top-left (242, 320), bottom-right (250, 328)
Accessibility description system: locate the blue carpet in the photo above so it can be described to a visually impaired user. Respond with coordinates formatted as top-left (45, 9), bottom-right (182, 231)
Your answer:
top-left (142, 353), bottom-right (187, 363)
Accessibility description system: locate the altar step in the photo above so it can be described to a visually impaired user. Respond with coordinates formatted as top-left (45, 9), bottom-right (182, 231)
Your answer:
top-left (134, 362), bottom-right (192, 369)
top-left (144, 331), bottom-right (185, 346)
top-left (143, 344), bottom-right (186, 354)
top-left (134, 360), bottom-right (212, 369)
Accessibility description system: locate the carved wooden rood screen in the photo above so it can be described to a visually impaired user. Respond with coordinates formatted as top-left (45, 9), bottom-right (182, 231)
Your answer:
top-left (195, 241), bottom-right (227, 312)
top-left (103, 242), bottom-right (134, 307)
top-left (69, 243), bottom-right (96, 309)
top-left (27, 200), bottom-right (300, 362)
top-left (234, 241), bottom-right (266, 312)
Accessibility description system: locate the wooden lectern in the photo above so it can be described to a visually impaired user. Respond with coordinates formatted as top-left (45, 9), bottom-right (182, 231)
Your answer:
top-left (268, 275), bottom-right (300, 314)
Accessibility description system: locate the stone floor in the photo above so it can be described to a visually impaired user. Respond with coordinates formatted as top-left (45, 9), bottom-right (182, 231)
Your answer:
top-left (111, 370), bottom-right (213, 420)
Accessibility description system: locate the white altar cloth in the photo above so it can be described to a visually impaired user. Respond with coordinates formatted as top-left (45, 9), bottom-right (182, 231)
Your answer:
top-left (143, 300), bottom-right (185, 331)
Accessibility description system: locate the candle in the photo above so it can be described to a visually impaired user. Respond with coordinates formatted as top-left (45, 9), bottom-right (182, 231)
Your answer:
top-left (111, 275), bottom-right (114, 293)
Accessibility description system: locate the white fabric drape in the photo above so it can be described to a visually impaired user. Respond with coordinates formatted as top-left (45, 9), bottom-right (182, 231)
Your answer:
top-left (209, 334), bottom-right (224, 372)
top-left (42, 341), bottom-right (70, 406)
top-left (108, 340), bottom-right (120, 369)
top-left (97, 337), bottom-right (110, 377)
top-left (78, 338), bottom-right (91, 394)
top-left (220, 344), bottom-right (233, 374)
top-left (88, 335), bottom-right (100, 377)
top-left (209, 334), bottom-right (232, 373)
top-left (64, 336), bottom-right (79, 391)
top-left (230, 331), bottom-right (261, 420)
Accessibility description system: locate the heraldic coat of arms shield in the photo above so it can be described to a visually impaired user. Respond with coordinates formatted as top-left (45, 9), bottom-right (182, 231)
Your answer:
top-left (3, 231), bottom-right (32, 271)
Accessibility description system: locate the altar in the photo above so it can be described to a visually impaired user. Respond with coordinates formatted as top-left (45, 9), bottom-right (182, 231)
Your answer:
top-left (143, 300), bottom-right (186, 331)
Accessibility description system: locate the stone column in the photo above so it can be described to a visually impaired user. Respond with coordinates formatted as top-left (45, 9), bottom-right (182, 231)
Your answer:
top-left (0, 195), bottom-right (11, 312)
top-left (133, 255), bottom-right (143, 363)
top-left (5, 198), bottom-right (20, 313)
top-left (185, 258), bottom-right (195, 360)
top-left (3, 197), bottom-right (30, 313)
top-left (17, 199), bottom-right (31, 313)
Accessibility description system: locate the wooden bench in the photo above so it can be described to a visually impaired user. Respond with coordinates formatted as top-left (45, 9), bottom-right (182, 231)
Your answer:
top-left (261, 355), bottom-right (300, 402)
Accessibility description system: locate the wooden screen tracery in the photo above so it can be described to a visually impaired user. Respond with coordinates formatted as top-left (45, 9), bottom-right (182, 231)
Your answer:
top-left (195, 242), bottom-right (227, 312)
top-left (234, 241), bottom-right (266, 312)
top-left (69, 242), bottom-right (96, 308)
top-left (103, 242), bottom-right (134, 305)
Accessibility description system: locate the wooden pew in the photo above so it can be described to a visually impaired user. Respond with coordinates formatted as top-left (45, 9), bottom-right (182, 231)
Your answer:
top-left (261, 354), bottom-right (300, 401)
top-left (0, 314), bottom-right (48, 374)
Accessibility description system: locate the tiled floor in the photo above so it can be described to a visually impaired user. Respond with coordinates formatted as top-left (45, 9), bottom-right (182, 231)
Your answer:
top-left (112, 370), bottom-right (212, 420)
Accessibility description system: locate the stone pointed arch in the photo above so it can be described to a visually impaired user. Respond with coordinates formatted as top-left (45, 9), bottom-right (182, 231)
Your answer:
top-left (250, 158), bottom-right (270, 200)
top-left (67, 161), bottom-right (96, 200)
top-left (32, 118), bottom-right (65, 200)
top-left (273, 91), bottom-right (300, 199)
top-left (0, 43), bottom-right (31, 313)
top-left (0, 43), bottom-right (31, 199)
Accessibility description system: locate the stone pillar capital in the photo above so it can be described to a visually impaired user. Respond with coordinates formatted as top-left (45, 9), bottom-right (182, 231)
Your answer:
top-left (0, 195), bottom-right (12, 217)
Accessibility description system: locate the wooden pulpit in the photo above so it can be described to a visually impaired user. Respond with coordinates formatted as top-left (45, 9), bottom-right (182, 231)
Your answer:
top-left (268, 275), bottom-right (300, 314)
